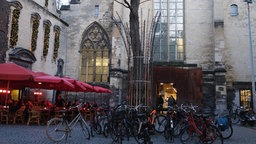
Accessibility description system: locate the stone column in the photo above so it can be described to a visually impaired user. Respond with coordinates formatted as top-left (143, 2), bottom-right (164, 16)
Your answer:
top-left (214, 67), bottom-right (227, 114)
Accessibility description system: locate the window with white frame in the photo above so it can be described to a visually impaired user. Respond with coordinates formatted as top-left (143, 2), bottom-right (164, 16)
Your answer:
top-left (153, 0), bottom-right (184, 62)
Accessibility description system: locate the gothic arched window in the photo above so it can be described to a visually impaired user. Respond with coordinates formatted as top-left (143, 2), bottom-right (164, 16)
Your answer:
top-left (80, 22), bottom-right (110, 83)
top-left (9, 1), bottom-right (23, 48)
top-left (30, 13), bottom-right (41, 52)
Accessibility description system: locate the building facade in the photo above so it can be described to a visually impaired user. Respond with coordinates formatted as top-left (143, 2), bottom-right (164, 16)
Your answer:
top-left (1, 0), bottom-right (256, 112)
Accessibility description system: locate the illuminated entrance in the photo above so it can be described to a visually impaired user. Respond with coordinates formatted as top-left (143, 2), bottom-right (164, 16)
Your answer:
top-left (240, 89), bottom-right (252, 109)
top-left (158, 83), bottom-right (177, 108)
top-left (153, 66), bottom-right (203, 107)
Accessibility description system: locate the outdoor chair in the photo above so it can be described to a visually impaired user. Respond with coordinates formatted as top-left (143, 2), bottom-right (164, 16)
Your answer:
top-left (0, 108), bottom-right (9, 124)
top-left (13, 106), bottom-right (25, 124)
top-left (27, 106), bottom-right (41, 126)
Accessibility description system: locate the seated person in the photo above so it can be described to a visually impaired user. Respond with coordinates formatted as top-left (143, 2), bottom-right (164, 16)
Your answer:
top-left (55, 93), bottom-right (66, 108)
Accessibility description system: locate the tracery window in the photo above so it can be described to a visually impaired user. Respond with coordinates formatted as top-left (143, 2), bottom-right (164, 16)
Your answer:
top-left (80, 22), bottom-right (110, 83)
top-left (9, 2), bottom-right (23, 48)
top-left (53, 25), bottom-right (61, 62)
top-left (43, 20), bottom-right (52, 58)
top-left (30, 13), bottom-right (41, 52)
top-left (153, 0), bottom-right (184, 62)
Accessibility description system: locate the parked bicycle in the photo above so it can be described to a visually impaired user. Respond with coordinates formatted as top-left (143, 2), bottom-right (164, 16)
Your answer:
top-left (215, 114), bottom-right (233, 139)
top-left (230, 106), bottom-right (256, 126)
top-left (179, 104), bottom-right (223, 144)
top-left (45, 102), bottom-right (91, 142)
top-left (163, 106), bottom-right (175, 143)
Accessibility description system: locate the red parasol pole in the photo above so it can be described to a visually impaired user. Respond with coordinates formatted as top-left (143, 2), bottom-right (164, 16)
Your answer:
top-left (5, 80), bottom-right (10, 106)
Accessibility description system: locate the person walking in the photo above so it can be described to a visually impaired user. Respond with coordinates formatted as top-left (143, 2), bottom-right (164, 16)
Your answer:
top-left (158, 95), bottom-right (164, 113)
top-left (167, 95), bottom-right (176, 108)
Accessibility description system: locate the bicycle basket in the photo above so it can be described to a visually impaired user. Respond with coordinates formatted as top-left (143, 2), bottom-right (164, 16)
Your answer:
top-left (112, 110), bottom-right (125, 121)
top-left (216, 117), bottom-right (229, 131)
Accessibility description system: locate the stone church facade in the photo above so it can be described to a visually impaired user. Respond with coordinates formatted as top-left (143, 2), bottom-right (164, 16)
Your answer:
top-left (1, 0), bottom-right (256, 112)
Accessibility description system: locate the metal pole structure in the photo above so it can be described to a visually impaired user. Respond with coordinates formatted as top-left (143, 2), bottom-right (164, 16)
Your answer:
top-left (245, 0), bottom-right (256, 111)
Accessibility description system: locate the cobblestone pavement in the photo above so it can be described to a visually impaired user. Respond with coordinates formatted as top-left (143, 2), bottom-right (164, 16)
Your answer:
top-left (0, 124), bottom-right (256, 144)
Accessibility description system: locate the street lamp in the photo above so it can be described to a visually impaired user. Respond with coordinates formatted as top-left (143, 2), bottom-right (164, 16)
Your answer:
top-left (244, 0), bottom-right (256, 111)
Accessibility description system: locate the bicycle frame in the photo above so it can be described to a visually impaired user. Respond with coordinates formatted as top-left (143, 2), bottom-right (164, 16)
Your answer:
top-left (53, 110), bottom-right (89, 134)
top-left (148, 109), bottom-right (157, 125)
top-left (186, 113), bottom-right (203, 135)
top-left (68, 111), bottom-right (90, 131)
top-left (186, 112), bottom-right (220, 142)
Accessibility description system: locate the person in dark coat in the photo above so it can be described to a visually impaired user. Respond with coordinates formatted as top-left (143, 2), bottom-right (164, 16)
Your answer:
top-left (158, 95), bottom-right (164, 113)
top-left (167, 95), bottom-right (176, 108)
top-left (55, 93), bottom-right (66, 107)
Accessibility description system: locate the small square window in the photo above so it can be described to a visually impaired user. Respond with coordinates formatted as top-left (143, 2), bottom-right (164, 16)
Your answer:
top-left (95, 5), bottom-right (99, 18)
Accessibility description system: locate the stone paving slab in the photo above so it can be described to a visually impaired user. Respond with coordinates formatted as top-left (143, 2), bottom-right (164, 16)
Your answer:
top-left (0, 124), bottom-right (256, 144)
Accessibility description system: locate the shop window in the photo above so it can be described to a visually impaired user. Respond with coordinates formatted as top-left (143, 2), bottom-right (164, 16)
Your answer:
top-left (240, 89), bottom-right (252, 109)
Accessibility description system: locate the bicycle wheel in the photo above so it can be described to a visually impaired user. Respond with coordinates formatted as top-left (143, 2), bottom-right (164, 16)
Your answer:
top-left (112, 123), bottom-right (123, 144)
top-left (90, 123), bottom-right (95, 137)
top-left (202, 125), bottom-right (223, 144)
top-left (179, 125), bottom-right (200, 144)
top-left (219, 123), bottom-right (233, 139)
top-left (154, 115), bottom-right (166, 133)
top-left (164, 126), bottom-right (174, 143)
top-left (92, 122), bottom-right (102, 134)
top-left (230, 114), bottom-right (240, 124)
top-left (46, 117), bottom-right (67, 142)
top-left (79, 119), bottom-right (90, 140)
top-left (103, 122), bottom-right (113, 138)
top-left (173, 120), bottom-right (185, 137)
top-left (134, 123), bottom-right (144, 144)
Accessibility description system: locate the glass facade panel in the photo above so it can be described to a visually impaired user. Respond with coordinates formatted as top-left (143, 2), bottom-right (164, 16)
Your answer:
top-left (102, 75), bottom-right (108, 82)
top-left (87, 75), bottom-right (94, 82)
top-left (177, 10), bottom-right (183, 16)
top-left (161, 3), bottom-right (167, 9)
top-left (161, 10), bottom-right (167, 17)
top-left (153, 0), bottom-right (184, 62)
top-left (95, 75), bottom-right (101, 82)
top-left (177, 3), bottom-right (183, 9)
top-left (169, 4), bottom-right (176, 10)
top-left (154, 3), bottom-right (160, 9)
top-left (88, 66), bottom-right (94, 74)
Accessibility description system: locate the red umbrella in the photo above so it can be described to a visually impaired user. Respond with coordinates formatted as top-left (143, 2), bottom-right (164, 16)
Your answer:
top-left (80, 81), bottom-right (94, 91)
top-left (62, 77), bottom-right (88, 92)
top-left (93, 86), bottom-right (112, 93)
top-left (0, 72), bottom-right (75, 90)
top-left (62, 77), bottom-right (94, 92)
top-left (0, 62), bottom-right (35, 105)
top-left (32, 72), bottom-right (75, 90)
top-left (0, 62), bottom-right (34, 80)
